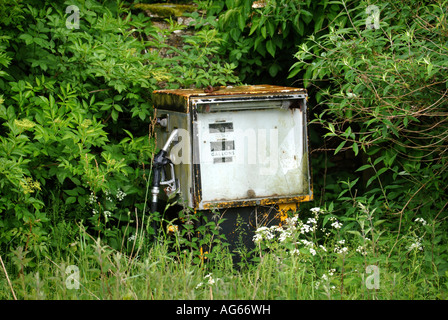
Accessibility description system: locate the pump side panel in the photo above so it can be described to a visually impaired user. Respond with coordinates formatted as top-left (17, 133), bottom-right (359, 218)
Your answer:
top-left (155, 110), bottom-right (194, 207)
top-left (196, 107), bottom-right (309, 208)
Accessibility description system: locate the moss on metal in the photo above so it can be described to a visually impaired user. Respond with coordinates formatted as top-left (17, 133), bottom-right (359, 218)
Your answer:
top-left (132, 3), bottom-right (197, 17)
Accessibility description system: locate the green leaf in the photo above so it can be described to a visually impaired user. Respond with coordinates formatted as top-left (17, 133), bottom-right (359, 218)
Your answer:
top-left (266, 40), bottom-right (276, 57)
top-left (65, 196), bottom-right (77, 205)
top-left (352, 142), bottom-right (359, 156)
top-left (111, 109), bottom-right (119, 121)
top-left (377, 167), bottom-right (388, 176)
top-left (366, 175), bottom-right (376, 188)
top-left (334, 140), bottom-right (346, 154)
top-left (64, 189), bottom-right (78, 196)
top-left (249, 17), bottom-right (259, 35)
top-left (267, 20), bottom-right (275, 37)
top-left (356, 164), bottom-right (372, 172)
top-left (268, 63), bottom-right (281, 77)
top-left (237, 14), bottom-right (245, 31)
top-left (261, 25), bottom-right (267, 39)
top-left (113, 104), bottom-right (123, 112)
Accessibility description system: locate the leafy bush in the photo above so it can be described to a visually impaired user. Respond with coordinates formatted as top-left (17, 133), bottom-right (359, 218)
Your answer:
top-left (0, 0), bottom-right (240, 257)
top-left (196, 0), bottom-right (344, 84)
top-left (289, 0), bottom-right (448, 274)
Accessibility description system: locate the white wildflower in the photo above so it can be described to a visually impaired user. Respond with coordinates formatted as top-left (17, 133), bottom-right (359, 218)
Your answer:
top-left (253, 233), bottom-right (263, 244)
top-left (290, 248), bottom-right (300, 256)
top-left (301, 239), bottom-right (314, 247)
top-left (414, 217), bottom-right (427, 226)
top-left (356, 245), bottom-right (368, 256)
top-left (286, 215), bottom-right (299, 226)
top-left (264, 230), bottom-right (274, 241)
top-left (310, 207), bottom-right (322, 214)
top-left (116, 189), bottom-right (127, 201)
top-left (408, 238), bottom-right (423, 251)
top-left (278, 230), bottom-right (291, 242)
top-left (331, 220), bottom-right (343, 229)
top-left (300, 223), bottom-right (312, 234)
top-left (334, 246), bottom-right (348, 254)
top-left (204, 273), bottom-right (218, 285)
top-left (89, 192), bottom-right (98, 204)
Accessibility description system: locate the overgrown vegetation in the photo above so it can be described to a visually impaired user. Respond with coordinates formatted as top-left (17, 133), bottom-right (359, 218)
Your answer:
top-left (1, 0), bottom-right (447, 300)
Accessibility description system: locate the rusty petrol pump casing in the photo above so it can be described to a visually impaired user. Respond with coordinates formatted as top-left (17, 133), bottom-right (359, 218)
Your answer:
top-left (152, 85), bottom-right (313, 254)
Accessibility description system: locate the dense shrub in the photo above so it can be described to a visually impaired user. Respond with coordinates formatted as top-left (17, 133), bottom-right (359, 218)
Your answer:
top-left (193, 0), bottom-right (344, 85)
top-left (0, 0), bottom-right (239, 257)
top-left (289, 0), bottom-right (448, 274)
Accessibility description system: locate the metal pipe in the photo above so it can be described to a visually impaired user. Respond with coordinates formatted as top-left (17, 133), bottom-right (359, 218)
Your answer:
top-left (150, 129), bottom-right (179, 239)
top-left (162, 128), bottom-right (179, 152)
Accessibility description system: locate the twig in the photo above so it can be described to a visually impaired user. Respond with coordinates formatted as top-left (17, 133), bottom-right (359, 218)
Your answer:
top-left (0, 254), bottom-right (17, 300)
top-left (88, 88), bottom-right (112, 93)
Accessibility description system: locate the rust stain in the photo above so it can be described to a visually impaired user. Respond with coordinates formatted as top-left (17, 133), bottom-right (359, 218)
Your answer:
top-left (200, 194), bottom-right (313, 210)
top-left (153, 84), bottom-right (306, 98)
top-left (153, 85), bottom-right (307, 113)
top-left (277, 203), bottom-right (299, 223)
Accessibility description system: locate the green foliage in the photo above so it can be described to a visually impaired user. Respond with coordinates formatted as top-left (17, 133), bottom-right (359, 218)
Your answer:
top-left (146, 24), bottom-right (240, 88)
top-left (0, 0), bottom-right (240, 258)
top-left (290, 0), bottom-right (448, 222)
top-left (2, 205), bottom-right (446, 300)
top-left (197, 0), bottom-right (344, 84)
top-left (1, 0), bottom-right (448, 301)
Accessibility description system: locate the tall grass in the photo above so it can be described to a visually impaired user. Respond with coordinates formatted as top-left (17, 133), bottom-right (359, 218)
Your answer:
top-left (1, 204), bottom-right (447, 300)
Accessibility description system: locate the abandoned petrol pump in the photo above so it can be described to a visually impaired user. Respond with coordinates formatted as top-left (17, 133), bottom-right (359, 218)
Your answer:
top-left (151, 85), bottom-right (313, 251)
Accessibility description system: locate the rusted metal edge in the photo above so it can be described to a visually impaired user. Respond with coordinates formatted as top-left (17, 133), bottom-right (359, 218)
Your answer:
top-left (199, 193), bottom-right (313, 211)
top-left (152, 85), bottom-right (307, 113)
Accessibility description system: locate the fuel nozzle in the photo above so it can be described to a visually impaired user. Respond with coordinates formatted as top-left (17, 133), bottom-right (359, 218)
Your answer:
top-left (151, 129), bottom-right (179, 213)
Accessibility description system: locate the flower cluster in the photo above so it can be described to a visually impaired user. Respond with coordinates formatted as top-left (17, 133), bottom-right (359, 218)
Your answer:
top-left (315, 269), bottom-right (337, 291)
top-left (116, 188), bottom-right (127, 201)
top-left (414, 217), bottom-right (427, 226)
top-left (89, 192), bottom-right (98, 204)
top-left (334, 240), bottom-right (348, 254)
top-left (253, 207), bottom-right (348, 258)
top-left (196, 273), bottom-right (219, 289)
top-left (300, 239), bottom-right (316, 256)
top-left (14, 119), bottom-right (36, 131)
top-left (20, 177), bottom-right (41, 194)
top-left (408, 237), bottom-right (424, 251)
top-left (356, 245), bottom-right (368, 256)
